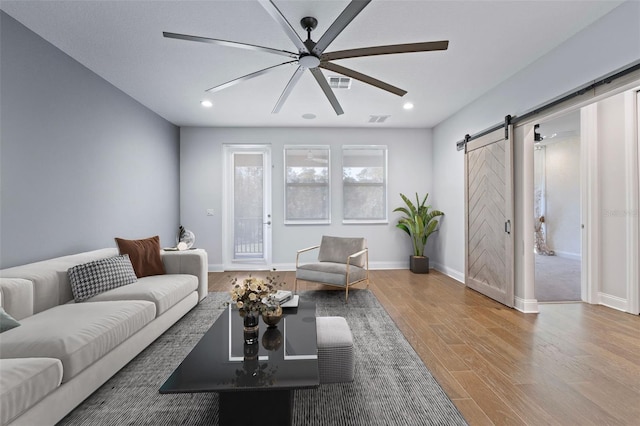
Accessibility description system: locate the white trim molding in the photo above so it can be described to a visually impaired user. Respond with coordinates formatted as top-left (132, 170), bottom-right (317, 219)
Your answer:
top-left (432, 262), bottom-right (464, 283)
top-left (581, 104), bottom-right (600, 305)
top-left (624, 89), bottom-right (639, 315)
top-left (598, 292), bottom-right (629, 313)
top-left (208, 263), bottom-right (224, 272)
top-left (515, 296), bottom-right (539, 313)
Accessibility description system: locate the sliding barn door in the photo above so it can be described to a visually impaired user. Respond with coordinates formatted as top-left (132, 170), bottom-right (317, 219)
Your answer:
top-left (465, 127), bottom-right (514, 307)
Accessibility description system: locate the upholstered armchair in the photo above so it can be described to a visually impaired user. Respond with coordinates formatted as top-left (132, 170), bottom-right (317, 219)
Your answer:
top-left (295, 236), bottom-right (369, 302)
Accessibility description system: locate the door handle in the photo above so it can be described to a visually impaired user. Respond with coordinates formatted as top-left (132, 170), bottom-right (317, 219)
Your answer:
top-left (264, 221), bottom-right (271, 225)
top-left (505, 220), bottom-right (511, 234)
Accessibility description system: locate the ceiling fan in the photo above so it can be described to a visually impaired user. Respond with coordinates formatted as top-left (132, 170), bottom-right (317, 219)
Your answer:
top-left (163, 0), bottom-right (448, 115)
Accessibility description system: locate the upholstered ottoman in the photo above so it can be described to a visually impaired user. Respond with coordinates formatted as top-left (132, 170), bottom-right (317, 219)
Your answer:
top-left (316, 316), bottom-right (354, 384)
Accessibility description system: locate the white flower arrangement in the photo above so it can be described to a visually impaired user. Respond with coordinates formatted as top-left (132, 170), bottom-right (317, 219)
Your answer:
top-left (229, 273), bottom-right (283, 314)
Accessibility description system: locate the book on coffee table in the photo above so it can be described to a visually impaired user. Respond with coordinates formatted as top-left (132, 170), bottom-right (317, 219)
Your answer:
top-left (280, 295), bottom-right (299, 308)
top-left (273, 290), bottom-right (293, 304)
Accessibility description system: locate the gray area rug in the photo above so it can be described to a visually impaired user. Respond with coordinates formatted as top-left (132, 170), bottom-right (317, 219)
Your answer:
top-left (535, 254), bottom-right (581, 302)
top-left (58, 290), bottom-right (467, 426)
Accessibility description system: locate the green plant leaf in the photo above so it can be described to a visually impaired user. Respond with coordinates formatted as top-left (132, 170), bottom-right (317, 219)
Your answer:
top-left (393, 192), bottom-right (444, 258)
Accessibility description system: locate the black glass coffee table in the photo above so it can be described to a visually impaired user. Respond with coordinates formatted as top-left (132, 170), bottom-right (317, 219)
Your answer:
top-left (159, 301), bottom-right (319, 425)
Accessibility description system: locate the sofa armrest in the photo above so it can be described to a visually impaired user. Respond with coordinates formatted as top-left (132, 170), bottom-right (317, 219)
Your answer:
top-left (0, 278), bottom-right (34, 320)
top-left (161, 249), bottom-right (208, 301)
top-left (347, 248), bottom-right (368, 261)
top-left (347, 248), bottom-right (368, 269)
top-left (296, 245), bottom-right (320, 268)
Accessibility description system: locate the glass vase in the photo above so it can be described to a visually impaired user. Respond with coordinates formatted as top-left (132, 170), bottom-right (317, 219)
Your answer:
top-left (242, 310), bottom-right (259, 345)
top-left (262, 305), bottom-right (283, 328)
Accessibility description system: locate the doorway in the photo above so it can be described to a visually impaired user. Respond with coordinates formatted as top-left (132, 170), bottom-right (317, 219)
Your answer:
top-left (222, 145), bottom-right (272, 270)
top-left (533, 112), bottom-right (582, 302)
top-left (519, 84), bottom-right (640, 314)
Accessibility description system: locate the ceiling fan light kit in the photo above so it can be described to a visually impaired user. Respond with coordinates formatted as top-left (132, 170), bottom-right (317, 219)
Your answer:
top-left (163, 0), bottom-right (448, 116)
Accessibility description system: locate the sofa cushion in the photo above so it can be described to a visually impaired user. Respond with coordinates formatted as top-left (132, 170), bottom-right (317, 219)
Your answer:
top-left (0, 357), bottom-right (63, 425)
top-left (0, 300), bottom-right (156, 382)
top-left (0, 307), bottom-right (21, 333)
top-left (317, 236), bottom-right (366, 267)
top-left (115, 236), bottom-right (166, 278)
top-left (68, 255), bottom-right (138, 302)
top-left (84, 274), bottom-right (198, 316)
top-left (0, 278), bottom-right (34, 321)
top-left (297, 263), bottom-right (367, 287)
top-left (0, 248), bottom-right (119, 313)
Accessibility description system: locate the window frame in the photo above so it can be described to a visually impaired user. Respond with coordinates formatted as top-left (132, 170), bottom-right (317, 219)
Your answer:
top-left (283, 145), bottom-right (331, 225)
top-left (341, 145), bottom-right (388, 224)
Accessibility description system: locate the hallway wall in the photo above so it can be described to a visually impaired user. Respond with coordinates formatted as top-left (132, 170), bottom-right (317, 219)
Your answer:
top-left (545, 137), bottom-right (581, 258)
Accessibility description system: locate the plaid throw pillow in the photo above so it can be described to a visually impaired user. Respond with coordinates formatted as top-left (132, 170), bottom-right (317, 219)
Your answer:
top-left (68, 255), bottom-right (137, 302)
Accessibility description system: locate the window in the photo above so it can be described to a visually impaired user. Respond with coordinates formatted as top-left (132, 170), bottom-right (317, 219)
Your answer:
top-left (342, 145), bottom-right (388, 223)
top-left (284, 146), bottom-right (330, 224)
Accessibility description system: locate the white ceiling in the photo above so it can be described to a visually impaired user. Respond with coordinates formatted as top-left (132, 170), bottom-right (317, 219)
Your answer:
top-left (0, 0), bottom-right (623, 128)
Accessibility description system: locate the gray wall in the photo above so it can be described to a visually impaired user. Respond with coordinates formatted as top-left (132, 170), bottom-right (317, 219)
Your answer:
top-left (180, 127), bottom-right (434, 270)
top-left (0, 12), bottom-right (180, 268)
top-left (430, 1), bottom-right (640, 285)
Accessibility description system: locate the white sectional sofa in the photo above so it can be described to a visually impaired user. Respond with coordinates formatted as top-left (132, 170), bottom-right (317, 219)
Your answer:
top-left (0, 247), bottom-right (208, 426)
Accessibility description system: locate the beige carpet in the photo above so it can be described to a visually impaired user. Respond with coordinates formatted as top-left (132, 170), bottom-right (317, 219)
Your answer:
top-left (535, 254), bottom-right (581, 302)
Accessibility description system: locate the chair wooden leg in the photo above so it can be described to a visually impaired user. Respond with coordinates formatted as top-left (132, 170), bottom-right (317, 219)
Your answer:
top-left (345, 285), bottom-right (349, 303)
top-left (294, 278), bottom-right (298, 294)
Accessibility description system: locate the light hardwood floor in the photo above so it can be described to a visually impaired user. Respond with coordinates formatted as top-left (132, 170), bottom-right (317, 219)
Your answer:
top-left (208, 270), bottom-right (640, 425)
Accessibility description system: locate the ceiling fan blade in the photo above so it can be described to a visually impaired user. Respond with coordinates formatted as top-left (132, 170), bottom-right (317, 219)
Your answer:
top-left (320, 62), bottom-right (407, 97)
top-left (205, 61), bottom-right (296, 93)
top-left (322, 40), bottom-right (449, 61)
top-left (258, 0), bottom-right (309, 54)
top-left (163, 32), bottom-right (298, 59)
top-left (272, 65), bottom-right (305, 113)
top-left (310, 68), bottom-right (344, 115)
top-left (313, 0), bottom-right (371, 55)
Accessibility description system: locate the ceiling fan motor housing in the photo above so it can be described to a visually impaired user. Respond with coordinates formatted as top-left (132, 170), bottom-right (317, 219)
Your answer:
top-left (300, 16), bottom-right (318, 32)
top-left (299, 54), bottom-right (320, 68)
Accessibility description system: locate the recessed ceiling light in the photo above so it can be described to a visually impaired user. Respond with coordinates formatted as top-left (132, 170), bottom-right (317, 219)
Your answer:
top-left (200, 100), bottom-right (213, 108)
top-left (403, 102), bottom-right (414, 110)
top-left (302, 113), bottom-right (317, 119)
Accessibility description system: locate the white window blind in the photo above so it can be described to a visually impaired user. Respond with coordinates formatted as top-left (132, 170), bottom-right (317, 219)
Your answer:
top-left (342, 145), bottom-right (388, 223)
top-left (284, 146), bottom-right (330, 224)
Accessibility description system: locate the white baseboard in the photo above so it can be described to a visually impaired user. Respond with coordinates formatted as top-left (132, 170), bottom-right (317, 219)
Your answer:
top-left (553, 251), bottom-right (581, 261)
top-left (270, 263), bottom-right (295, 271)
top-left (431, 262), bottom-right (464, 283)
top-left (208, 263), bottom-right (224, 272)
top-left (369, 261), bottom-right (408, 270)
top-left (598, 292), bottom-right (629, 312)
top-left (210, 261), bottom-right (408, 272)
top-left (515, 296), bottom-right (539, 313)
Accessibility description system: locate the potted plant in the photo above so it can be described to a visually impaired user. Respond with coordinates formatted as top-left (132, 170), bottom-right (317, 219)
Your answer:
top-left (393, 193), bottom-right (444, 273)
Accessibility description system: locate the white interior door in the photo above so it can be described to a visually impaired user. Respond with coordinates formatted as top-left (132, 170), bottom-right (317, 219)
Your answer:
top-left (223, 145), bottom-right (272, 270)
top-left (465, 127), bottom-right (515, 307)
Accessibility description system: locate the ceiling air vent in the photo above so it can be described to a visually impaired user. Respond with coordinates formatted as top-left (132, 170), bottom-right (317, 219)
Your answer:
top-left (328, 76), bottom-right (352, 89)
top-left (368, 115), bottom-right (390, 123)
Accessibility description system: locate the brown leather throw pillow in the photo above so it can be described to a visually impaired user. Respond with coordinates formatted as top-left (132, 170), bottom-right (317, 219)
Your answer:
top-left (115, 235), bottom-right (166, 278)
